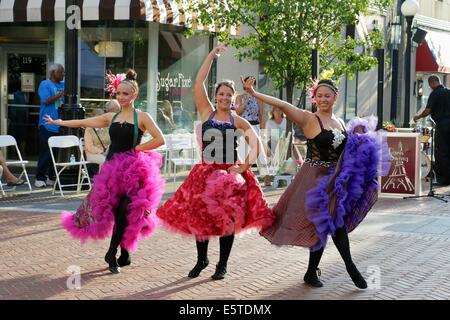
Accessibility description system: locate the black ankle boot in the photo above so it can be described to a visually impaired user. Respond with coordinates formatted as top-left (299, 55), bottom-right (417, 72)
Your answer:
top-left (211, 263), bottom-right (227, 280)
top-left (346, 264), bottom-right (367, 289)
top-left (188, 258), bottom-right (209, 278)
top-left (104, 249), bottom-right (120, 274)
top-left (303, 268), bottom-right (323, 288)
top-left (117, 248), bottom-right (131, 267)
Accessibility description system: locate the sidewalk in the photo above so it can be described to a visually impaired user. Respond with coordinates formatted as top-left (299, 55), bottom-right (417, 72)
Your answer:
top-left (1, 178), bottom-right (450, 300)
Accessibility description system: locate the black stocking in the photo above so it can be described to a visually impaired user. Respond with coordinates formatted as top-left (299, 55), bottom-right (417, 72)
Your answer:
top-left (218, 234), bottom-right (235, 266)
top-left (331, 227), bottom-right (367, 289)
top-left (188, 239), bottom-right (210, 278)
top-left (105, 196), bottom-right (130, 272)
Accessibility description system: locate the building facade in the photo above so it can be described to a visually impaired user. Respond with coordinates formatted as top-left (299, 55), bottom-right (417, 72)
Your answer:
top-left (0, 0), bottom-right (244, 162)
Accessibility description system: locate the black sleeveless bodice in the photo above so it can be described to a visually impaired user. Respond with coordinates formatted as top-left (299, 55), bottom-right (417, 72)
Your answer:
top-left (306, 115), bottom-right (347, 162)
top-left (107, 122), bottom-right (143, 160)
top-left (201, 111), bottom-right (238, 164)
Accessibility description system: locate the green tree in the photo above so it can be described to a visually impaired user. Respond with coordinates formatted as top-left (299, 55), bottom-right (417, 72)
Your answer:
top-left (191, 0), bottom-right (390, 105)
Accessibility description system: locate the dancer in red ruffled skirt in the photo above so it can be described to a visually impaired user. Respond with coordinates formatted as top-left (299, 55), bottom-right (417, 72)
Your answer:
top-left (157, 46), bottom-right (274, 280)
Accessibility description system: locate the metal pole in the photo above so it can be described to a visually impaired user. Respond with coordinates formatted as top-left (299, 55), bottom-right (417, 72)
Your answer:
top-left (390, 48), bottom-right (399, 122)
top-left (312, 48), bottom-right (319, 80)
top-left (59, 0), bottom-right (86, 188)
top-left (311, 48), bottom-right (319, 113)
top-left (377, 48), bottom-right (385, 130)
top-left (403, 16), bottom-right (413, 128)
top-left (61, 0), bottom-right (84, 125)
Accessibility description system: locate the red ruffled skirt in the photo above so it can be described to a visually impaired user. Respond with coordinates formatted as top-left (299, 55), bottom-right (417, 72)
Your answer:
top-left (156, 163), bottom-right (274, 240)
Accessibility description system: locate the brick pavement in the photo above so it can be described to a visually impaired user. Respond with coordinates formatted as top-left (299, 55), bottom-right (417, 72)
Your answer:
top-left (1, 181), bottom-right (450, 300)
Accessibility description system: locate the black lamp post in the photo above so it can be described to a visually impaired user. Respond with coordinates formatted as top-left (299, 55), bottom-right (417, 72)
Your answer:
top-left (376, 48), bottom-right (385, 130)
top-left (311, 48), bottom-right (319, 113)
top-left (401, 0), bottom-right (419, 128)
top-left (366, 17), bottom-right (385, 130)
top-left (61, 0), bottom-right (84, 130)
top-left (58, 0), bottom-right (86, 188)
top-left (389, 15), bottom-right (402, 124)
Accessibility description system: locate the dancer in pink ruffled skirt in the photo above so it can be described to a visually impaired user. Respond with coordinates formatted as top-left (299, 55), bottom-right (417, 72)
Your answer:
top-left (45, 69), bottom-right (165, 274)
top-left (157, 46), bottom-right (274, 280)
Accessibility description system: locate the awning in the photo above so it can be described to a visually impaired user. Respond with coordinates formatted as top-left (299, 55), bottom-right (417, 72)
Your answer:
top-left (416, 29), bottom-right (450, 74)
top-left (0, 0), bottom-right (239, 35)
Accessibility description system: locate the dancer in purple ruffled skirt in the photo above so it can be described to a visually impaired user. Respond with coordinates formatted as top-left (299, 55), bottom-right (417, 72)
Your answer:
top-left (45, 69), bottom-right (165, 274)
top-left (243, 77), bottom-right (391, 289)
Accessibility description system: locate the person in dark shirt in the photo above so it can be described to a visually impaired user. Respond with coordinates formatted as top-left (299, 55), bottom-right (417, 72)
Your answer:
top-left (414, 75), bottom-right (450, 186)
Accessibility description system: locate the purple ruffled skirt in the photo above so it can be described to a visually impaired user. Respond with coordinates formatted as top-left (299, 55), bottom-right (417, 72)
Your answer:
top-left (261, 116), bottom-right (390, 251)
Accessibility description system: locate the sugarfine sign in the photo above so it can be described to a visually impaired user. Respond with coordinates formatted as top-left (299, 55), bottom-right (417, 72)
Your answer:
top-left (157, 72), bottom-right (192, 92)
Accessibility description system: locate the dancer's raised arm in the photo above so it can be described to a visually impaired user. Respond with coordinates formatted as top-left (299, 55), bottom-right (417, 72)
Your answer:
top-left (194, 46), bottom-right (226, 121)
top-left (241, 76), bottom-right (312, 128)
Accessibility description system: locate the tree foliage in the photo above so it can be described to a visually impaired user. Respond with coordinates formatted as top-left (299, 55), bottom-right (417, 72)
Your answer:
top-left (190, 0), bottom-right (391, 103)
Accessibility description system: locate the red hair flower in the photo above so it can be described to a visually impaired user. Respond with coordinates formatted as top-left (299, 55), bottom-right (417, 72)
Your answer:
top-left (309, 78), bottom-right (319, 104)
top-left (105, 71), bottom-right (126, 98)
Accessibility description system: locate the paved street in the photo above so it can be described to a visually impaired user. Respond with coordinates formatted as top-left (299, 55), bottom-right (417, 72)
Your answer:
top-left (1, 179), bottom-right (450, 300)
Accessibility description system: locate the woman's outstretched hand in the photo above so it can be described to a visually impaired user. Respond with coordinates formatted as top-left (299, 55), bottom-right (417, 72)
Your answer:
top-left (241, 76), bottom-right (256, 96)
top-left (43, 115), bottom-right (61, 125)
top-left (210, 45), bottom-right (226, 59)
top-left (227, 164), bottom-right (247, 174)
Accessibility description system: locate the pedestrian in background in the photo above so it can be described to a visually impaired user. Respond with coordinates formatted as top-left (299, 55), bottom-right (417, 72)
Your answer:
top-left (235, 76), bottom-right (270, 183)
top-left (35, 63), bottom-right (64, 188)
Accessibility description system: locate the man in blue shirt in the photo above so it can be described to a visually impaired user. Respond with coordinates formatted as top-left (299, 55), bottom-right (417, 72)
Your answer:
top-left (35, 64), bottom-right (65, 188)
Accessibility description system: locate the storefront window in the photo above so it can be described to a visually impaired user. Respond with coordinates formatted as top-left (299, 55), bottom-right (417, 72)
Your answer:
top-left (79, 21), bottom-right (148, 115)
top-left (155, 25), bottom-right (210, 134)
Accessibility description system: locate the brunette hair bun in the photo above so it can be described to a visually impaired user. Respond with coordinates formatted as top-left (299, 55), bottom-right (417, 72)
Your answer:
top-left (125, 69), bottom-right (138, 81)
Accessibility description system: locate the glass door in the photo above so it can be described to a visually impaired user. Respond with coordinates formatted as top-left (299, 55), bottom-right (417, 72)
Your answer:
top-left (4, 50), bottom-right (47, 161)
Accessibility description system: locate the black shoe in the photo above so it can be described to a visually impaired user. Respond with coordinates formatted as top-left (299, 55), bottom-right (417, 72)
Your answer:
top-left (104, 250), bottom-right (121, 274)
top-left (117, 249), bottom-right (131, 267)
top-left (346, 264), bottom-right (367, 289)
top-left (211, 263), bottom-right (227, 280)
top-left (188, 259), bottom-right (209, 278)
top-left (303, 268), bottom-right (323, 288)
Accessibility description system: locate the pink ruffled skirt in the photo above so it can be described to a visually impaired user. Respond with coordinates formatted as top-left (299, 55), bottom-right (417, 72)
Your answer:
top-left (156, 163), bottom-right (274, 240)
top-left (60, 150), bottom-right (164, 252)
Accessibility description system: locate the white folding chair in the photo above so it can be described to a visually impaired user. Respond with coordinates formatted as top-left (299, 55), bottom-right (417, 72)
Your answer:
top-left (155, 144), bottom-right (169, 174)
top-left (269, 132), bottom-right (294, 188)
top-left (166, 133), bottom-right (200, 182)
top-left (48, 135), bottom-right (92, 196)
top-left (266, 132), bottom-right (291, 176)
top-left (0, 135), bottom-right (32, 196)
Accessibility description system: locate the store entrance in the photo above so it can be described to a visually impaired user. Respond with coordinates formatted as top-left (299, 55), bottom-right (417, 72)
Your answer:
top-left (1, 48), bottom-right (47, 162)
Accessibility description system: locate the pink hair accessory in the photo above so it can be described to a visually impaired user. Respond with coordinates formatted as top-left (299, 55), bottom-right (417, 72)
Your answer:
top-left (309, 78), bottom-right (319, 104)
top-left (105, 71), bottom-right (126, 98)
